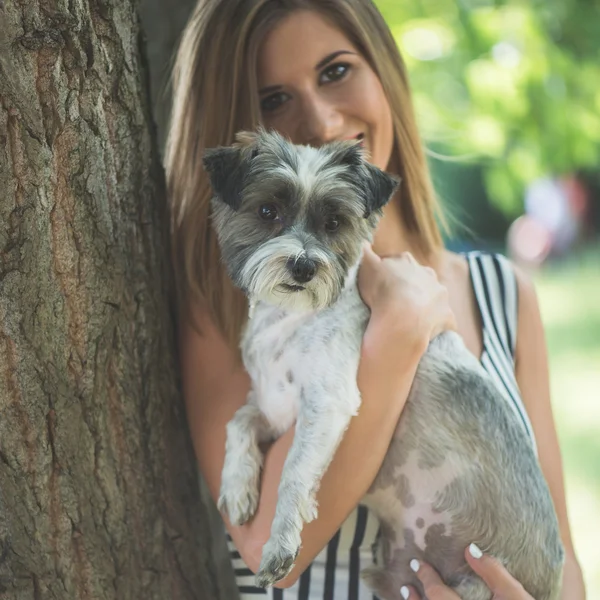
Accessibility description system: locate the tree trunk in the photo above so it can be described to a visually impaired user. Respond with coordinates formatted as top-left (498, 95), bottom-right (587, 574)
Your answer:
top-left (0, 1), bottom-right (234, 598)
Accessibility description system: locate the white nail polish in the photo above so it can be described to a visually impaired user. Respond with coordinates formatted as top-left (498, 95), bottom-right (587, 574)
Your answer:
top-left (469, 543), bottom-right (483, 559)
top-left (410, 559), bottom-right (420, 573)
top-left (401, 585), bottom-right (410, 599)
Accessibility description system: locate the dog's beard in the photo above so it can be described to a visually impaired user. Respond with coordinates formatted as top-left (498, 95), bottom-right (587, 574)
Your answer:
top-left (238, 237), bottom-right (344, 312)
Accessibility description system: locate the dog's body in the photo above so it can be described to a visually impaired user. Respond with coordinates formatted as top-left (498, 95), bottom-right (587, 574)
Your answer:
top-left (362, 330), bottom-right (563, 600)
top-left (204, 130), bottom-right (564, 599)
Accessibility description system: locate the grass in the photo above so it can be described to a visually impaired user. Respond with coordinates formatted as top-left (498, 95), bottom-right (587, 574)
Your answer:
top-left (534, 245), bottom-right (600, 596)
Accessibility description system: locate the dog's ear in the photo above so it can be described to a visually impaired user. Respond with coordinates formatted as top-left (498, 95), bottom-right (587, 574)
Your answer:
top-left (203, 145), bottom-right (252, 211)
top-left (361, 163), bottom-right (400, 217)
top-left (330, 141), bottom-right (400, 216)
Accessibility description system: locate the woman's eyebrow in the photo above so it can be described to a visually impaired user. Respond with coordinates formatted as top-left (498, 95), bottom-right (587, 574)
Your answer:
top-left (315, 50), bottom-right (356, 70)
top-left (259, 84), bottom-right (283, 96)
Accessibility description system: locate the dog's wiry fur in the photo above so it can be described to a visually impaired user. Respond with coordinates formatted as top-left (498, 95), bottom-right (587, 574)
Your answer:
top-left (204, 129), bottom-right (564, 598)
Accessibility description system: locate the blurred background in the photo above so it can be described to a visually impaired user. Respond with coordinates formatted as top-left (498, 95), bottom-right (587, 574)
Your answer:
top-left (374, 0), bottom-right (600, 593)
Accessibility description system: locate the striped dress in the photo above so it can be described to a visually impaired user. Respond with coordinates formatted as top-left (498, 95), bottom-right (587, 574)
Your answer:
top-left (229, 251), bottom-right (537, 599)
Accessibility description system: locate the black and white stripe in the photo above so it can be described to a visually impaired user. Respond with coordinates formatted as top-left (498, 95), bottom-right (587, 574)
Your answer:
top-left (466, 252), bottom-right (536, 450)
top-left (231, 251), bottom-right (537, 599)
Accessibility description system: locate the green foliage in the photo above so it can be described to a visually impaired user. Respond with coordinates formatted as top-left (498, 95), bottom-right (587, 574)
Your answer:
top-left (375, 0), bottom-right (600, 216)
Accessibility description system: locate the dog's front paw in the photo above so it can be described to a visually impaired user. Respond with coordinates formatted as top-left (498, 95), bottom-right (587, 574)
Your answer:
top-left (218, 479), bottom-right (259, 526)
top-left (255, 530), bottom-right (301, 587)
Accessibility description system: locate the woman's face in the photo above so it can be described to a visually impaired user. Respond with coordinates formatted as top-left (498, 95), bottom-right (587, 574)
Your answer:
top-left (256, 10), bottom-right (394, 171)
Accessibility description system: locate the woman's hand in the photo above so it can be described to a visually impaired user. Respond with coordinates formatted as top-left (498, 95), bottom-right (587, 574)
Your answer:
top-left (400, 545), bottom-right (535, 599)
top-left (357, 245), bottom-right (456, 392)
top-left (358, 244), bottom-right (456, 348)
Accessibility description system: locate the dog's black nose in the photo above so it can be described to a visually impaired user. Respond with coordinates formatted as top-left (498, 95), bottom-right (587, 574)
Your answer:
top-left (287, 257), bottom-right (317, 284)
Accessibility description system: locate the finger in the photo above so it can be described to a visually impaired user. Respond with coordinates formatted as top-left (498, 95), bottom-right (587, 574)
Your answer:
top-left (358, 243), bottom-right (377, 278)
top-left (465, 544), bottom-right (530, 597)
top-left (410, 559), bottom-right (461, 599)
top-left (361, 242), bottom-right (381, 264)
top-left (400, 584), bottom-right (420, 599)
top-left (357, 244), bottom-right (382, 308)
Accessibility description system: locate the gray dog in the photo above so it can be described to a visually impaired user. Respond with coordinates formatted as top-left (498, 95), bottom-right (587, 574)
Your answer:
top-left (203, 129), bottom-right (564, 599)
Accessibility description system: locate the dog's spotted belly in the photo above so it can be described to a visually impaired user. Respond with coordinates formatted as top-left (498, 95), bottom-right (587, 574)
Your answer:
top-left (362, 447), bottom-right (475, 594)
top-left (364, 448), bottom-right (468, 552)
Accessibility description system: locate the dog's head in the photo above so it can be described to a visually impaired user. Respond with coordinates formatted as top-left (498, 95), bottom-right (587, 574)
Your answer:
top-left (203, 128), bottom-right (399, 312)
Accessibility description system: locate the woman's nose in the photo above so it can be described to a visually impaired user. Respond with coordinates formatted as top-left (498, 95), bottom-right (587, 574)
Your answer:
top-left (298, 94), bottom-right (344, 146)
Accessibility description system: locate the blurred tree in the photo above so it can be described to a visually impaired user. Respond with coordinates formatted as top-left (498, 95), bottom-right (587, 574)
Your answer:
top-left (375, 0), bottom-right (600, 217)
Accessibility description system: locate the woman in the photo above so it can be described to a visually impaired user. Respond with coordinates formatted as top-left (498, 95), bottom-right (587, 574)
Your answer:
top-left (165, 1), bottom-right (586, 598)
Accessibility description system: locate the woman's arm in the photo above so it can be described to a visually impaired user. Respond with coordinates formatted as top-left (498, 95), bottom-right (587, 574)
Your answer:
top-left (513, 267), bottom-right (586, 599)
top-left (383, 265), bottom-right (586, 600)
top-left (180, 248), bottom-right (455, 588)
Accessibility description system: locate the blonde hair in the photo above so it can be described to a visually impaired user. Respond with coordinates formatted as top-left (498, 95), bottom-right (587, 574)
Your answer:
top-left (165, 0), bottom-right (444, 350)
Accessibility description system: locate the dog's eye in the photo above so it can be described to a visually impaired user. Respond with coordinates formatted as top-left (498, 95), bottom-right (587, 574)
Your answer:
top-left (325, 216), bottom-right (340, 232)
top-left (258, 203), bottom-right (279, 221)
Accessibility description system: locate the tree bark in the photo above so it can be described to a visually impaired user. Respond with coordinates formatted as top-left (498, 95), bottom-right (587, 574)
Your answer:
top-left (0, 1), bottom-right (233, 598)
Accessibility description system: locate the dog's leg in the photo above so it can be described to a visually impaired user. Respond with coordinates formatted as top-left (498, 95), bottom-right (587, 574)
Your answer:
top-left (218, 395), bottom-right (275, 526)
top-left (256, 386), bottom-right (360, 587)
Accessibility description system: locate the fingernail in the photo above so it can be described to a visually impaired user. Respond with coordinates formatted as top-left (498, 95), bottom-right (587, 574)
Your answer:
top-left (410, 559), bottom-right (420, 573)
top-left (400, 585), bottom-right (410, 599)
top-left (469, 543), bottom-right (483, 559)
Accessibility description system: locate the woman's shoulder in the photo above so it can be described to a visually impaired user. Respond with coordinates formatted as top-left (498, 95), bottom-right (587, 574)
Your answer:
top-left (441, 249), bottom-right (521, 359)
top-left (443, 248), bottom-right (542, 350)
top-left (444, 249), bottom-right (519, 292)
top-left (449, 249), bottom-right (538, 308)
top-left (450, 247), bottom-right (513, 269)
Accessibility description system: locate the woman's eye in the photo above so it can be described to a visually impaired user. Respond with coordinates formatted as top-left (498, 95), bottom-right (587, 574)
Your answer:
top-left (260, 92), bottom-right (289, 113)
top-left (325, 216), bottom-right (340, 232)
top-left (258, 203), bottom-right (279, 221)
top-left (320, 63), bottom-right (350, 84)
